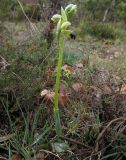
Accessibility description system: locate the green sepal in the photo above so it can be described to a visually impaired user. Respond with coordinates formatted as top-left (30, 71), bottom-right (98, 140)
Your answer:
top-left (61, 21), bottom-right (71, 30)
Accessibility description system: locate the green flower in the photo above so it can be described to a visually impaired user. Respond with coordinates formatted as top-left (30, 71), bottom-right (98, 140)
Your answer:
top-left (51, 14), bottom-right (61, 23)
top-left (65, 4), bottom-right (77, 18)
top-left (51, 4), bottom-right (77, 38)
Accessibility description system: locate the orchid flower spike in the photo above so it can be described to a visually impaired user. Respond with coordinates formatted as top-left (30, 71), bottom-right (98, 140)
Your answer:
top-left (51, 4), bottom-right (77, 38)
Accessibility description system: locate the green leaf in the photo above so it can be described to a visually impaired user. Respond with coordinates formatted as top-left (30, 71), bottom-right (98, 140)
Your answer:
top-left (51, 14), bottom-right (61, 23)
top-left (61, 21), bottom-right (71, 30)
top-left (61, 7), bottom-right (67, 22)
top-left (51, 142), bottom-right (69, 153)
top-left (32, 126), bottom-right (51, 146)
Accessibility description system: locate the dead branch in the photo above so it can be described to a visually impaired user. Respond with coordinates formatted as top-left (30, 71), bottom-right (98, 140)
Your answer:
top-left (60, 136), bottom-right (93, 150)
top-left (95, 117), bottom-right (126, 152)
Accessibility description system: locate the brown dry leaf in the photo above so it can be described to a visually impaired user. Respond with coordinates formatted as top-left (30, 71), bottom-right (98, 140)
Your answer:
top-left (41, 89), bottom-right (49, 97)
top-left (46, 91), bottom-right (55, 101)
top-left (0, 133), bottom-right (14, 142)
top-left (120, 84), bottom-right (126, 94)
top-left (41, 89), bottom-right (54, 103)
top-left (36, 152), bottom-right (45, 160)
top-left (101, 84), bottom-right (112, 95)
top-left (40, 89), bottom-right (69, 106)
top-left (72, 83), bottom-right (86, 93)
top-left (58, 93), bottom-right (69, 106)
top-left (11, 154), bottom-right (22, 160)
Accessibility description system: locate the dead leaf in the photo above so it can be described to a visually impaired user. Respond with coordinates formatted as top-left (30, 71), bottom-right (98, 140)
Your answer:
top-left (46, 91), bottom-right (55, 103)
top-left (72, 83), bottom-right (86, 93)
top-left (41, 90), bottom-right (54, 103)
top-left (120, 84), bottom-right (126, 94)
top-left (40, 89), bottom-right (69, 106)
top-left (36, 152), bottom-right (45, 160)
top-left (101, 84), bottom-right (112, 95)
top-left (58, 93), bottom-right (69, 106)
top-left (41, 89), bottom-right (49, 97)
top-left (0, 134), bottom-right (14, 142)
top-left (11, 154), bottom-right (22, 160)
top-left (90, 86), bottom-right (103, 98)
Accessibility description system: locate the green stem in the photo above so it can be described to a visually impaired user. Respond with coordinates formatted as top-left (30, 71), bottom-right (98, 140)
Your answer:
top-left (54, 34), bottom-right (64, 137)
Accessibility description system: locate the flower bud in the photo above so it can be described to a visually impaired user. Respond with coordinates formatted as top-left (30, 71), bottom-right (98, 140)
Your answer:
top-left (51, 14), bottom-right (61, 23)
top-left (65, 4), bottom-right (77, 18)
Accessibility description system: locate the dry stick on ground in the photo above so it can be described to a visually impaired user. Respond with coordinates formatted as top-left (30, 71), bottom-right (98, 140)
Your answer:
top-left (84, 142), bottom-right (114, 160)
top-left (119, 124), bottom-right (126, 133)
top-left (95, 117), bottom-right (126, 152)
top-left (0, 56), bottom-right (10, 69)
top-left (60, 136), bottom-right (93, 150)
top-left (39, 149), bottom-right (63, 160)
top-left (0, 156), bottom-right (7, 160)
top-left (89, 121), bottom-right (126, 160)
top-left (40, 44), bottom-right (57, 65)
top-left (0, 134), bottom-right (15, 143)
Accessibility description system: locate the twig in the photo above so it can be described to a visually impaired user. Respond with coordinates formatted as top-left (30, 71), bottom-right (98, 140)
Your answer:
top-left (119, 124), bottom-right (126, 133)
top-left (0, 134), bottom-right (15, 143)
top-left (0, 56), bottom-right (10, 70)
top-left (60, 136), bottom-right (93, 150)
top-left (11, 71), bottom-right (23, 82)
top-left (39, 149), bottom-right (63, 160)
top-left (0, 156), bottom-right (7, 160)
top-left (16, 0), bottom-right (40, 35)
top-left (40, 44), bottom-right (57, 65)
top-left (95, 118), bottom-right (126, 152)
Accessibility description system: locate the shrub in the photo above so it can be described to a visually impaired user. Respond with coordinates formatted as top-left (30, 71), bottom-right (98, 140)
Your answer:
top-left (0, 0), bottom-right (12, 20)
top-left (0, 0), bottom-right (40, 21)
top-left (78, 21), bottom-right (92, 40)
top-left (116, 2), bottom-right (126, 23)
top-left (79, 22), bottom-right (118, 40)
top-left (90, 23), bottom-right (117, 39)
top-left (15, 4), bottom-right (40, 20)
